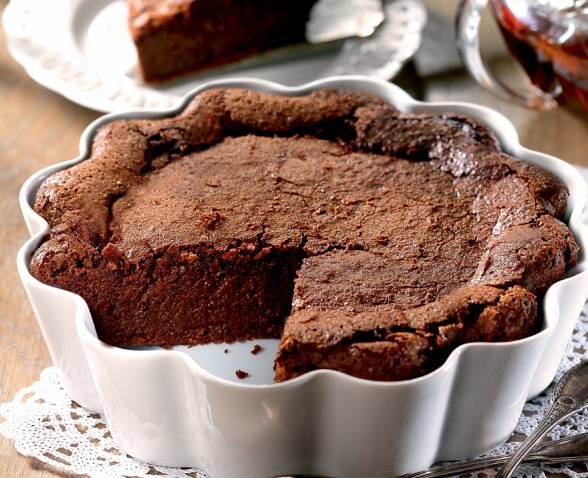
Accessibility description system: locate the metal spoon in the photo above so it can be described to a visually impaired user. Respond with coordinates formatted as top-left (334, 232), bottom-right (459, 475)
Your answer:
top-left (400, 432), bottom-right (588, 478)
top-left (495, 361), bottom-right (588, 478)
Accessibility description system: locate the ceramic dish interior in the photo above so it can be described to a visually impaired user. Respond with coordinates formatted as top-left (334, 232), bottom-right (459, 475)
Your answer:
top-left (17, 76), bottom-right (588, 478)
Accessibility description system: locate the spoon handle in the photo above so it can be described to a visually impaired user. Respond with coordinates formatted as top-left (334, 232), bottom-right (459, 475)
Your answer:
top-left (401, 454), bottom-right (588, 478)
top-left (400, 432), bottom-right (588, 478)
top-left (400, 456), bottom-right (520, 478)
top-left (494, 394), bottom-right (580, 478)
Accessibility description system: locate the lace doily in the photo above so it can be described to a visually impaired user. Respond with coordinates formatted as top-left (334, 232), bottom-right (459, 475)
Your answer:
top-left (2, 167), bottom-right (587, 478)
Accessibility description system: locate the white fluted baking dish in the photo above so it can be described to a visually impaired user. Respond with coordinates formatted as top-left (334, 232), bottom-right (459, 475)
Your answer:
top-left (17, 76), bottom-right (588, 478)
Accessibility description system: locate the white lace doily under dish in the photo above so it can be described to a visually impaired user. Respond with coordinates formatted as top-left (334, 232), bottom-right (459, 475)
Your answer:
top-left (2, 167), bottom-right (588, 478)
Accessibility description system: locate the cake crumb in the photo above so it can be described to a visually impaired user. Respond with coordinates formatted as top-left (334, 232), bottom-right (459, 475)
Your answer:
top-left (199, 210), bottom-right (224, 230)
top-left (251, 344), bottom-right (263, 355)
top-left (224, 348), bottom-right (229, 354)
top-left (235, 369), bottom-right (249, 379)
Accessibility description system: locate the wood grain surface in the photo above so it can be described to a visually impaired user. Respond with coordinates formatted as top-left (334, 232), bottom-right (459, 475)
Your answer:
top-left (0, 0), bottom-right (586, 476)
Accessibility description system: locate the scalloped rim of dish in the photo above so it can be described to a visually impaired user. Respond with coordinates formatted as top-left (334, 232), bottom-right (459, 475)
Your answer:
top-left (17, 75), bottom-right (588, 392)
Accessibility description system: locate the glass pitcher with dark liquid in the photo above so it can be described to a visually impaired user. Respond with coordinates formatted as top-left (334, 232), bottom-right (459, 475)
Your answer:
top-left (457, 0), bottom-right (588, 111)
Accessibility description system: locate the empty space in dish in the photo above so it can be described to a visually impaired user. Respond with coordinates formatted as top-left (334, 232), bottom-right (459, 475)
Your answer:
top-left (127, 339), bottom-right (280, 385)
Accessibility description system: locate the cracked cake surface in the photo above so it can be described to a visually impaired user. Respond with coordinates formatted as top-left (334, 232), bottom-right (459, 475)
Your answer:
top-left (30, 88), bottom-right (579, 381)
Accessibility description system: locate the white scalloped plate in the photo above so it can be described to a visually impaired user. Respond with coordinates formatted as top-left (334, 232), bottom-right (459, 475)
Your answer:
top-left (2, 0), bottom-right (426, 113)
top-left (17, 76), bottom-right (588, 477)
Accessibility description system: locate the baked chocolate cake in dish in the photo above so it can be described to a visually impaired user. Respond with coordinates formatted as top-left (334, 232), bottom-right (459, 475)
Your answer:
top-left (128, 0), bottom-right (318, 82)
top-left (30, 88), bottom-right (579, 382)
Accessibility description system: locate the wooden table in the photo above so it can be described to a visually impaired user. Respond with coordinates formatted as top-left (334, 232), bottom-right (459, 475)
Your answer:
top-left (0, 1), bottom-right (586, 476)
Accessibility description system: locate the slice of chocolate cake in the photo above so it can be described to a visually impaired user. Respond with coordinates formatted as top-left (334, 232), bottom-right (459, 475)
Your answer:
top-left (128, 0), bottom-right (318, 82)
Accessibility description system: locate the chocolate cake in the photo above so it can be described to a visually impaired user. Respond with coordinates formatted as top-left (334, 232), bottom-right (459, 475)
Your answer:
top-left (128, 0), bottom-right (318, 82)
top-left (30, 88), bottom-right (579, 382)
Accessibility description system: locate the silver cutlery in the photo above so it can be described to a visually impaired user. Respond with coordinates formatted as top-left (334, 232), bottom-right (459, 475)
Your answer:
top-left (495, 361), bottom-right (588, 478)
top-left (400, 432), bottom-right (588, 478)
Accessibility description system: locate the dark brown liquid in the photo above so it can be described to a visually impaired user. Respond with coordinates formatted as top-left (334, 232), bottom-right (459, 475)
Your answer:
top-left (492, 0), bottom-right (588, 110)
